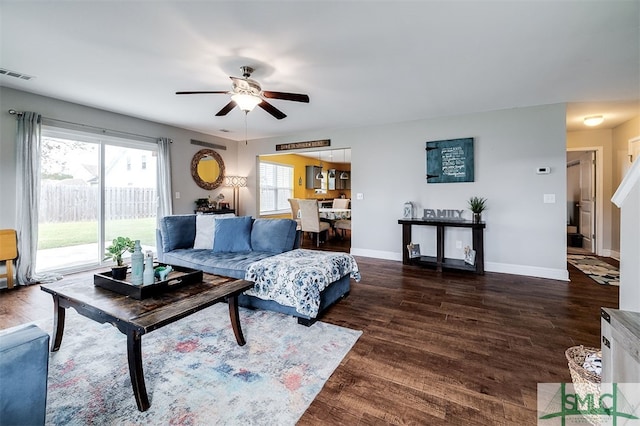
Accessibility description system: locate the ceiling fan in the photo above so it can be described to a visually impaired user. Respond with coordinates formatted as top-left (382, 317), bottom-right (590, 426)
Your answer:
top-left (176, 66), bottom-right (309, 120)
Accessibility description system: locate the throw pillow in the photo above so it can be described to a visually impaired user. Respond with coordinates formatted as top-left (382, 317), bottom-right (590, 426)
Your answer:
top-left (213, 216), bottom-right (253, 253)
top-left (251, 218), bottom-right (298, 253)
top-left (193, 215), bottom-right (216, 249)
top-left (160, 215), bottom-right (196, 251)
top-left (193, 213), bottom-right (237, 250)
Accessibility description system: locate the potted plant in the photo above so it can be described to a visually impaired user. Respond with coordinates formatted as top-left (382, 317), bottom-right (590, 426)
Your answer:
top-left (104, 236), bottom-right (136, 280)
top-left (468, 196), bottom-right (487, 223)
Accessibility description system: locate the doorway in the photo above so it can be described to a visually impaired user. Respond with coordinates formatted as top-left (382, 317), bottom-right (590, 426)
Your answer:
top-left (257, 148), bottom-right (352, 252)
top-left (566, 149), bottom-right (600, 255)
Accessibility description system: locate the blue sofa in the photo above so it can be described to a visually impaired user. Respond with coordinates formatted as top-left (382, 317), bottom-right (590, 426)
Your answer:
top-left (157, 215), bottom-right (300, 279)
top-left (0, 324), bottom-right (50, 425)
top-left (157, 214), bottom-right (354, 324)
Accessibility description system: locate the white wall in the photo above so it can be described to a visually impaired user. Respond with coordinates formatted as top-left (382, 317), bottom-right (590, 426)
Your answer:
top-left (1, 88), bottom-right (569, 280)
top-left (238, 104), bottom-right (569, 280)
top-left (0, 87), bottom-right (238, 228)
top-left (619, 184), bottom-right (640, 312)
top-left (612, 116), bottom-right (640, 254)
top-left (612, 158), bottom-right (640, 313)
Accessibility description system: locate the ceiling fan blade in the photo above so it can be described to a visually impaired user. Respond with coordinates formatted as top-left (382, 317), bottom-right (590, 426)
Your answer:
top-left (175, 91), bottom-right (228, 95)
top-left (215, 101), bottom-right (237, 116)
top-left (262, 91), bottom-right (309, 103)
top-left (258, 100), bottom-right (287, 120)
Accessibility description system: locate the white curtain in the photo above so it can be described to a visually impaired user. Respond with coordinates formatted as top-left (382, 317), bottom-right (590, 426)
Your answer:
top-left (157, 137), bottom-right (173, 224)
top-left (15, 112), bottom-right (61, 285)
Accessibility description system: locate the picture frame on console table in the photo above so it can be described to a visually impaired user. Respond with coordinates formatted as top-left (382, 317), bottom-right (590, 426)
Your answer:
top-left (407, 243), bottom-right (421, 259)
top-left (464, 246), bottom-right (476, 265)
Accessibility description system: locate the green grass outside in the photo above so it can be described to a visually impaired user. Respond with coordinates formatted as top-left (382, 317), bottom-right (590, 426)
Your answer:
top-left (38, 218), bottom-right (157, 250)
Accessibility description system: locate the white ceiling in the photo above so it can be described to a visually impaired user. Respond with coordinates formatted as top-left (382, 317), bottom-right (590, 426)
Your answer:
top-left (1, 1), bottom-right (638, 141)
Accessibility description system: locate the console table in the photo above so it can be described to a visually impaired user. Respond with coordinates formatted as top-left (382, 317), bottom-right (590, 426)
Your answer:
top-left (194, 208), bottom-right (235, 215)
top-left (398, 219), bottom-right (485, 274)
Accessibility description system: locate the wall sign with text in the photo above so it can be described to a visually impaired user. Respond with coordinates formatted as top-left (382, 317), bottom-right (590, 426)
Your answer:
top-left (425, 137), bottom-right (474, 183)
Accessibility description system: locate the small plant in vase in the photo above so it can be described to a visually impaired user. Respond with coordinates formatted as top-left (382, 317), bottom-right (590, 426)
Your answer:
top-left (468, 196), bottom-right (487, 223)
top-left (104, 236), bottom-right (136, 280)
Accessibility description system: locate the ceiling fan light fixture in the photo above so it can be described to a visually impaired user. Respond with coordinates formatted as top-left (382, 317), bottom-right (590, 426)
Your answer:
top-left (583, 115), bottom-right (604, 127)
top-left (231, 93), bottom-right (262, 112)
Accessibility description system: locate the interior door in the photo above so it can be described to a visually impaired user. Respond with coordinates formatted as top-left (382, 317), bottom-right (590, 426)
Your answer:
top-left (579, 151), bottom-right (596, 252)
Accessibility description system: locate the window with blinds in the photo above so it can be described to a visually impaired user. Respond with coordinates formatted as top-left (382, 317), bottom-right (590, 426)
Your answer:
top-left (259, 162), bottom-right (294, 215)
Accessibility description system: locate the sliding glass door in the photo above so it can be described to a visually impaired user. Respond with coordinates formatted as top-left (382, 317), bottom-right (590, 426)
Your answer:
top-left (104, 144), bottom-right (157, 256)
top-left (37, 127), bottom-right (157, 274)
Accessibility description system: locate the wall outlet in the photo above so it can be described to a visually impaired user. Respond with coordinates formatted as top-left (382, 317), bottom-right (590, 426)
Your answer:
top-left (175, 191), bottom-right (181, 199)
top-left (543, 193), bottom-right (556, 204)
top-left (456, 240), bottom-right (462, 249)
top-left (356, 193), bottom-right (364, 200)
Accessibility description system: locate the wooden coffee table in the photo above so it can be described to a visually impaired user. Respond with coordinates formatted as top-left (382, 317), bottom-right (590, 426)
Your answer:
top-left (40, 273), bottom-right (254, 412)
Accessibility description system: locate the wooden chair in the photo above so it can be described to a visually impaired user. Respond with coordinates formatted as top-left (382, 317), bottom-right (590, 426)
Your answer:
top-left (298, 199), bottom-right (331, 247)
top-left (288, 198), bottom-right (302, 230)
top-left (0, 229), bottom-right (18, 289)
top-left (332, 198), bottom-right (350, 209)
top-left (333, 219), bottom-right (351, 239)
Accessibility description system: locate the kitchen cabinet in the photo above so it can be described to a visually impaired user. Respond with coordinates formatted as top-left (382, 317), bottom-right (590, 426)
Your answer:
top-left (305, 166), bottom-right (322, 189)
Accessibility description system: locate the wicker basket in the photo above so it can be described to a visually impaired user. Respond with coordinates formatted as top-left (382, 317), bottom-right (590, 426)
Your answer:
top-left (565, 345), bottom-right (602, 426)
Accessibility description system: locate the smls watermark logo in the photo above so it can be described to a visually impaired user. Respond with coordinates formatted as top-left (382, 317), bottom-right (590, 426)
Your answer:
top-left (538, 383), bottom-right (640, 425)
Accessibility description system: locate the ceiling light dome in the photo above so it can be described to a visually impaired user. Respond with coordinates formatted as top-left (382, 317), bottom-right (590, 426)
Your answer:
top-left (231, 93), bottom-right (262, 112)
top-left (583, 115), bottom-right (604, 127)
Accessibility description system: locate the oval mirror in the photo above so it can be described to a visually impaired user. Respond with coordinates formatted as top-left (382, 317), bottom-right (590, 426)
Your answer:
top-left (191, 149), bottom-right (225, 190)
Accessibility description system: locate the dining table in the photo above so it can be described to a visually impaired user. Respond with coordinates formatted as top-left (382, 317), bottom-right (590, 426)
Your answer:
top-left (319, 208), bottom-right (351, 220)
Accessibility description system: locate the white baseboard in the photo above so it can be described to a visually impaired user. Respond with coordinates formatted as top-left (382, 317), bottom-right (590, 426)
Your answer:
top-left (350, 248), bottom-right (569, 281)
top-left (485, 262), bottom-right (569, 281)
top-left (600, 249), bottom-right (620, 260)
top-left (350, 248), bottom-right (402, 261)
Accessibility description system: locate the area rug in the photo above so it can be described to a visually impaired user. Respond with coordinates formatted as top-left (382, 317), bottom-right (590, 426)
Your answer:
top-left (36, 304), bottom-right (362, 425)
top-left (567, 254), bottom-right (620, 286)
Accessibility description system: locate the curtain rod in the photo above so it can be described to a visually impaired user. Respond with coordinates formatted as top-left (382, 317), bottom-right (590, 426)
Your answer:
top-left (8, 109), bottom-right (170, 143)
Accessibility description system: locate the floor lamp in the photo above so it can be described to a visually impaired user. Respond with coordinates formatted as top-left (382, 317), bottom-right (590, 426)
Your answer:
top-left (225, 176), bottom-right (247, 215)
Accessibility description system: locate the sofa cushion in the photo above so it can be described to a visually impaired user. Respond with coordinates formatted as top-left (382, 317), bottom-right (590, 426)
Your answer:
top-left (163, 249), bottom-right (275, 279)
top-left (160, 215), bottom-right (196, 251)
top-left (193, 213), bottom-right (236, 250)
top-left (193, 215), bottom-right (216, 250)
top-left (251, 218), bottom-right (298, 254)
top-left (213, 216), bottom-right (252, 253)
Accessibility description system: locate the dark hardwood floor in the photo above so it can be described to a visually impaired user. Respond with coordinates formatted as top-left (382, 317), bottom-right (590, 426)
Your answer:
top-left (0, 238), bottom-right (618, 425)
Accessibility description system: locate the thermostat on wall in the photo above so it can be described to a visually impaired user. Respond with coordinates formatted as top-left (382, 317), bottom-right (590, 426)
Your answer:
top-left (536, 166), bottom-right (551, 174)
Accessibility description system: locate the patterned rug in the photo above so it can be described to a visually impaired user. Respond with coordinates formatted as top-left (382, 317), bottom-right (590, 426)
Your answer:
top-left (36, 304), bottom-right (361, 425)
top-left (567, 254), bottom-right (620, 286)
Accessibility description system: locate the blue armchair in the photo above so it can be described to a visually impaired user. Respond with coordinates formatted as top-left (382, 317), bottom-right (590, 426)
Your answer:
top-left (0, 324), bottom-right (50, 425)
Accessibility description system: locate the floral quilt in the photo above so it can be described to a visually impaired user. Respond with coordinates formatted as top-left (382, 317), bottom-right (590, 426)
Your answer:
top-left (244, 249), bottom-right (361, 318)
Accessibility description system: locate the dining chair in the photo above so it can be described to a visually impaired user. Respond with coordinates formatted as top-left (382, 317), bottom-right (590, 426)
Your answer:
top-left (333, 219), bottom-right (351, 240)
top-left (288, 198), bottom-right (302, 230)
top-left (298, 199), bottom-right (331, 247)
top-left (0, 229), bottom-right (18, 289)
top-left (332, 198), bottom-right (350, 209)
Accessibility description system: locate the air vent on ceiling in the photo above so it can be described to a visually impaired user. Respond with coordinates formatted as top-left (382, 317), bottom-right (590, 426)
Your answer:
top-left (0, 68), bottom-right (34, 81)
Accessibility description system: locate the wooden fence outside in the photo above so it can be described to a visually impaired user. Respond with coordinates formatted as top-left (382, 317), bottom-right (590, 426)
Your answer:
top-left (40, 184), bottom-right (157, 222)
